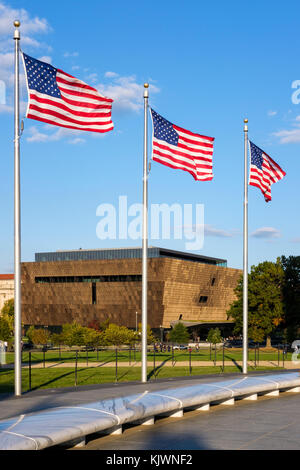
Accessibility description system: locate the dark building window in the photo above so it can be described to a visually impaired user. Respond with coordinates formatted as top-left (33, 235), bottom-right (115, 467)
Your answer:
top-left (199, 296), bottom-right (208, 303)
top-left (92, 282), bottom-right (97, 304)
top-left (179, 314), bottom-right (183, 320)
top-left (35, 247), bottom-right (227, 267)
top-left (211, 277), bottom-right (216, 286)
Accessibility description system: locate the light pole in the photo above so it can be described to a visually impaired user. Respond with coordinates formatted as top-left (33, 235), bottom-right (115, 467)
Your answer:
top-left (160, 325), bottom-right (163, 343)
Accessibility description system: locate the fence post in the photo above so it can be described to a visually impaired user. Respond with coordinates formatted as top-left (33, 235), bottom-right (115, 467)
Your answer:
top-left (283, 346), bottom-right (285, 368)
top-left (189, 348), bottom-right (192, 375)
top-left (153, 344), bottom-right (156, 377)
top-left (172, 344), bottom-right (174, 366)
top-left (43, 349), bottom-right (45, 369)
top-left (86, 347), bottom-right (89, 367)
top-left (278, 346), bottom-right (280, 366)
top-left (28, 351), bottom-right (31, 392)
top-left (254, 345), bottom-right (257, 368)
top-left (210, 342), bottom-right (212, 360)
top-left (115, 348), bottom-right (118, 382)
top-left (96, 348), bottom-right (99, 362)
top-left (75, 350), bottom-right (78, 386)
top-left (222, 343), bottom-right (225, 372)
top-left (129, 346), bottom-right (131, 366)
top-left (214, 344), bottom-right (217, 366)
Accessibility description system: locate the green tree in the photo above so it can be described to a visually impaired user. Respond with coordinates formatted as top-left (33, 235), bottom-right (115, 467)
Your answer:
top-left (60, 322), bottom-right (87, 347)
top-left (227, 259), bottom-right (284, 346)
top-left (0, 316), bottom-right (12, 342)
top-left (103, 323), bottom-right (136, 346)
top-left (83, 328), bottom-right (104, 348)
top-left (281, 255), bottom-right (300, 342)
top-left (0, 299), bottom-right (14, 335)
top-left (27, 327), bottom-right (51, 346)
top-left (207, 327), bottom-right (222, 344)
top-left (137, 322), bottom-right (156, 345)
top-left (168, 322), bottom-right (190, 344)
top-left (51, 332), bottom-right (65, 348)
top-left (1, 298), bottom-right (14, 318)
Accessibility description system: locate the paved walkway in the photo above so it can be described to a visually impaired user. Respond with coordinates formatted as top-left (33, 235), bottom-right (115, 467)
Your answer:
top-left (1, 369), bottom-right (297, 422)
top-left (80, 390), bottom-right (300, 450)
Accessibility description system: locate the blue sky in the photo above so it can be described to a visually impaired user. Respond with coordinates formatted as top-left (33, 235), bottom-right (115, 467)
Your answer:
top-left (0, 0), bottom-right (299, 273)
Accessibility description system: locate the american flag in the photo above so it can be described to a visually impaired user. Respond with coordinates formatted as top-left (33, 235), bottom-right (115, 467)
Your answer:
top-left (249, 141), bottom-right (286, 202)
top-left (22, 53), bottom-right (113, 133)
top-left (150, 109), bottom-right (214, 181)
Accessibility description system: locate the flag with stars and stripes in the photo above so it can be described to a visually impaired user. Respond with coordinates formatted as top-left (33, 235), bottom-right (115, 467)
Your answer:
top-left (22, 53), bottom-right (113, 133)
top-left (249, 141), bottom-right (286, 202)
top-left (150, 109), bottom-right (214, 181)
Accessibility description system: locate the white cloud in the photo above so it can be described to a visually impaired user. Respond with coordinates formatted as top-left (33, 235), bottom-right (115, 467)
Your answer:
top-left (85, 72), bottom-right (98, 84)
top-left (0, 103), bottom-right (13, 113)
top-left (26, 125), bottom-right (86, 144)
top-left (273, 115), bottom-right (300, 143)
top-left (0, 2), bottom-right (50, 49)
top-left (37, 55), bottom-right (52, 64)
top-left (183, 224), bottom-right (239, 238)
top-left (251, 227), bottom-right (281, 239)
top-left (0, 99), bottom-right (27, 114)
top-left (204, 224), bottom-right (239, 238)
top-left (0, 3), bottom-right (51, 112)
top-left (105, 71), bottom-right (119, 78)
top-left (97, 75), bottom-right (160, 113)
top-left (63, 51), bottom-right (79, 58)
top-left (69, 137), bottom-right (86, 145)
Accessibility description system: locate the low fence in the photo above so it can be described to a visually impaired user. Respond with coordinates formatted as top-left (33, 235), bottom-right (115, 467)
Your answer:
top-left (0, 343), bottom-right (295, 393)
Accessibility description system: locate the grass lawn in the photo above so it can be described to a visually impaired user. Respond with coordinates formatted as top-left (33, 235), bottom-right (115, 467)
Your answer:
top-left (0, 363), bottom-right (284, 395)
top-left (4, 347), bottom-right (292, 366)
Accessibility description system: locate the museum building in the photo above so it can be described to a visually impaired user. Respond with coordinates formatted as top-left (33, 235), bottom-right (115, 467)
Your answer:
top-left (21, 247), bottom-right (242, 338)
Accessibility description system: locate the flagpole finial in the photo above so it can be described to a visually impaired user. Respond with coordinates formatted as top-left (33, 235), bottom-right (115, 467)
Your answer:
top-left (244, 118), bottom-right (248, 132)
top-left (244, 118), bottom-right (248, 123)
top-left (144, 83), bottom-right (149, 98)
top-left (14, 20), bottom-right (20, 39)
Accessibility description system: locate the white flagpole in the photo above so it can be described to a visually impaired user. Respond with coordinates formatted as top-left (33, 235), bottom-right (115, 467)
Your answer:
top-left (141, 83), bottom-right (149, 383)
top-left (243, 118), bottom-right (248, 375)
top-left (13, 20), bottom-right (22, 396)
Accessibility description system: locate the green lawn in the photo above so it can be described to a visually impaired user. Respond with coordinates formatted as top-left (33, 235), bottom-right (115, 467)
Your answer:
top-left (3, 347), bottom-right (291, 366)
top-left (0, 363), bottom-right (284, 395)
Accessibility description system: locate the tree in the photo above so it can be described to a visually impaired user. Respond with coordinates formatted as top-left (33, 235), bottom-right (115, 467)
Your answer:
top-left (60, 322), bottom-right (87, 347)
top-left (0, 298), bottom-right (14, 336)
top-left (0, 316), bottom-right (11, 342)
top-left (137, 323), bottom-right (156, 345)
top-left (103, 323), bottom-right (136, 346)
top-left (1, 298), bottom-right (14, 318)
top-left (51, 332), bottom-right (65, 348)
top-left (227, 259), bottom-right (284, 346)
top-left (83, 328), bottom-right (104, 348)
top-left (281, 255), bottom-right (300, 342)
top-left (207, 327), bottom-right (222, 344)
top-left (168, 322), bottom-right (190, 344)
top-left (26, 327), bottom-right (51, 346)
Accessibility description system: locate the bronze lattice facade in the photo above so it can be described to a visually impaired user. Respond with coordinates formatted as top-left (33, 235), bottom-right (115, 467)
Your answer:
top-left (21, 248), bottom-right (242, 331)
